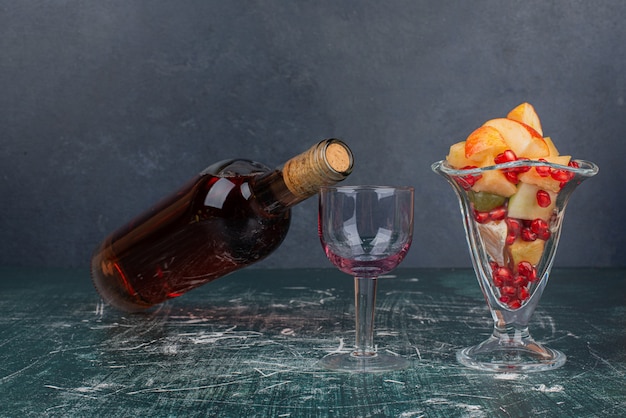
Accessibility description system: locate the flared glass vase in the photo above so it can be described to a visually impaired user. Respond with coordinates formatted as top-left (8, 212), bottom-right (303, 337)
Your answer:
top-left (432, 158), bottom-right (598, 372)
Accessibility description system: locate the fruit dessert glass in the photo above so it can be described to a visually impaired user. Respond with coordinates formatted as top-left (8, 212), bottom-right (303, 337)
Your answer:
top-left (432, 103), bottom-right (598, 372)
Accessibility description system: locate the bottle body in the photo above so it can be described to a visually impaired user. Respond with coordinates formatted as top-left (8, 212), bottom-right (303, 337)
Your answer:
top-left (91, 139), bottom-right (353, 311)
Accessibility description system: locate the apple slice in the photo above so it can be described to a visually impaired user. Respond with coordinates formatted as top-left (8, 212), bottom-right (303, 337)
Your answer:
top-left (507, 102), bottom-right (543, 136)
top-left (464, 126), bottom-right (509, 164)
top-left (543, 136), bottom-right (559, 157)
top-left (446, 141), bottom-right (475, 169)
top-left (483, 118), bottom-right (549, 159)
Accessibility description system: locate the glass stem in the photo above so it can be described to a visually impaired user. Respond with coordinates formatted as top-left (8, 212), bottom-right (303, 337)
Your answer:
top-left (352, 277), bottom-right (378, 357)
top-left (493, 323), bottom-right (532, 345)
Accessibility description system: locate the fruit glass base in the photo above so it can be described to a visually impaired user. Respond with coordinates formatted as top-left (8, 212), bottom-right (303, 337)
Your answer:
top-left (457, 335), bottom-right (566, 373)
top-left (319, 351), bottom-right (410, 373)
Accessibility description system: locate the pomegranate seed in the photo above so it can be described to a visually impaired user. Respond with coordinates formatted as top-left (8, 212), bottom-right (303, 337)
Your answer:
top-left (518, 261), bottom-right (533, 276)
top-left (514, 158), bottom-right (532, 173)
top-left (530, 218), bottom-right (546, 231)
top-left (501, 285), bottom-right (517, 296)
top-left (506, 218), bottom-right (521, 244)
top-left (538, 229), bottom-right (551, 240)
top-left (493, 275), bottom-right (504, 287)
top-left (454, 166), bottom-right (482, 190)
top-left (506, 218), bottom-right (522, 235)
top-left (494, 150), bottom-right (517, 164)
top-left (536, 190), bottom-right (551, 208)
top-left (504, 171), bottom-right (520, 184)
top-left (499, 295), bottom-right (511, 304)
top-left (462, 175), bottom-right (480, 186)
top-left (455, 177), bottom-right (473, 189)
top-left (518, 262), bottom-right (539, 282)
top-left (513, 274), bottom-right (529, 287)
top-left (535, 159), bottom-right (551, 177)
top-left (489, 207), bottom-right (507, 221)
top-left (494, 267), bottom-right (513, 285)
top-left (506, 231), bottom-right (517, 245)
top-left (569, 160), bottom-right (580, 169)
top-left (521, 227), bottom-right (537, 241)
top-left (467, 174), bottom-right (482, 186)
top-left (455, 177), bottom-right (470, 189)
top-left (490, 263), bottom-right (503, 286)
top-left (508, 299), bottom-right (522, 309)
top-left (518, 286), bottom-right (530, 300)
top-left (530, 219), bottom-right (551, 240)
top-left (551, 168), bottom-right (571, 182)
top-left (474, 210), bottom-right (490, 223)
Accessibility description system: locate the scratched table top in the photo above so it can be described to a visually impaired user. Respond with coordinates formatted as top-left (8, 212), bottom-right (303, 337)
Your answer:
top-left (0, 267), bottom-right (624, 417)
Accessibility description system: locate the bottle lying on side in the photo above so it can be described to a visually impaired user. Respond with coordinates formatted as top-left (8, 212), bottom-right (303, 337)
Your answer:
top-left (91, 138), bottom-right (354, 312)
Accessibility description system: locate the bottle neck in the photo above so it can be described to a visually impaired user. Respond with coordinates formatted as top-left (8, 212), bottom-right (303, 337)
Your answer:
top-left (253, 139), bottom-right (353, 214)
top-left (251, 170), bottom-right (304, 214)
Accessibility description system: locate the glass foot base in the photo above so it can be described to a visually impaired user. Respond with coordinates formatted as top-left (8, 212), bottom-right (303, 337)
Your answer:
top-left (320, 352), bottom-right (410, 373)
top-left (457, 336), bottom-right (566, 372)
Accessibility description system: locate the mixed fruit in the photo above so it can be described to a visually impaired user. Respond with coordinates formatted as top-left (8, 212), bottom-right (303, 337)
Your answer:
top-left (445, 103), bottom-right (580, 310)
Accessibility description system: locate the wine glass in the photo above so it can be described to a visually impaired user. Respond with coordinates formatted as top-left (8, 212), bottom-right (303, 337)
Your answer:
top-left (318, 185), bottom-right (414, 372)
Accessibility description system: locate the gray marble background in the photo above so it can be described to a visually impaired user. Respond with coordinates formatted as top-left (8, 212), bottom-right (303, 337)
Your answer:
top-left (1, 1), bottom-right (623, 269)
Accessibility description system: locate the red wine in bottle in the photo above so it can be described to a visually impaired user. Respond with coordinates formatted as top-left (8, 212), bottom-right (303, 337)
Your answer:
top-left (91, 139), bottom-right (353, 312)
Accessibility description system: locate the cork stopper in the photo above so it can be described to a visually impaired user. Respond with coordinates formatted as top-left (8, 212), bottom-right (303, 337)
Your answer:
top-left (282, 139), bottom-right (354, 199)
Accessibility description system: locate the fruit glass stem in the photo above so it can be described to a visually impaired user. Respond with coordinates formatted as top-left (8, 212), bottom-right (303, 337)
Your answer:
top-left (432, 159), bottom-right (598, 372)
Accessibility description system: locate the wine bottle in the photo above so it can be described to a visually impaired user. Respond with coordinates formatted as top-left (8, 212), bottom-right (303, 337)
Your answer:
top-left (90, 139), bottom-right (353, 312)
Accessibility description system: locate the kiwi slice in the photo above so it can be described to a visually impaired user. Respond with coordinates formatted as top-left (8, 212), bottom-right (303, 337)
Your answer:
top-left (469, 191), bottom-right (507, 212)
